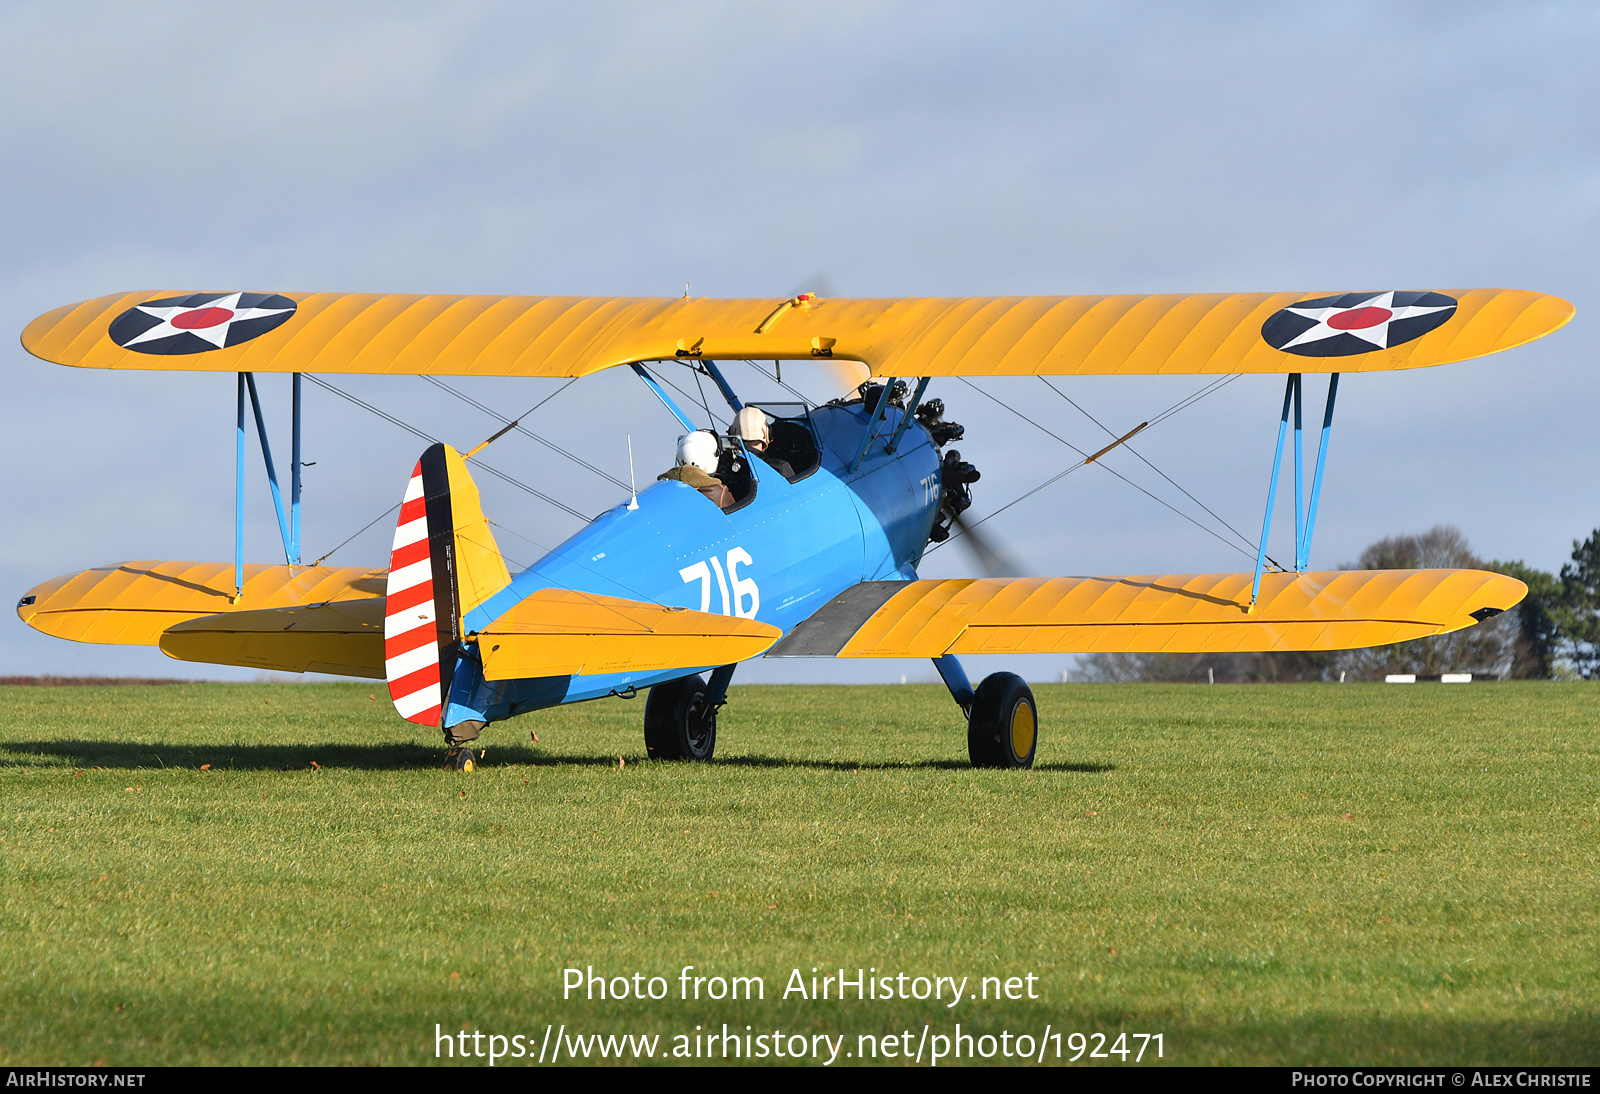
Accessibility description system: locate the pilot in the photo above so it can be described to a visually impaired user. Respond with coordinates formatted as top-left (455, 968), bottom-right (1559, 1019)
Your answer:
top-left (732, 406), bottom-right (795, 481)
top-left (659, 430), bottom-right (733, 509)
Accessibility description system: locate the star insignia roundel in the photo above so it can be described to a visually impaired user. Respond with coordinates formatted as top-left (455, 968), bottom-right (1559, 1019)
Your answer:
top-left (1260, 291), bottom-right (1457, 357)
top-left (108, 292), bottom-right (297, 355)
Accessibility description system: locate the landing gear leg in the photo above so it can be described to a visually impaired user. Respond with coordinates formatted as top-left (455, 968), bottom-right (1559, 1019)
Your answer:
top-left (933, 654), bottom-right (975, 715)
top-left (443, 719), bottom-right (485, 772)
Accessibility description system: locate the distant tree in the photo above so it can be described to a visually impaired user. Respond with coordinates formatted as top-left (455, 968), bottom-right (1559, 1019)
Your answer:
top-left (1076, 650), bottom-right (1332, 683)
top-left (1076, 652), bottom-right (1209, 683)
top-left (1078, 524), bottom-right (1521, 682)
top-left (1557, 529), bottom-right (1600, 678)
top-left (1482, 558), bottom-right (1561, 679)
top-left (1332, 525), bottom-right (1517, 680)
top-left (1073, 524), bottom-right (1600, 683)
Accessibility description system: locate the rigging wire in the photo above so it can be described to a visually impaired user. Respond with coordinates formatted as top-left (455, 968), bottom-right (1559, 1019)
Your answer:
top-left (653, 367), bottom-right (728, 431)
top-left (934, 377), bottom-right (1279, 569)
top-left (296, 379), bottom-right (662, 628)
top-left (309, 502), bottom-right (400, 567)
top-left (1038, 376), bottom-right (1259, 557)
top-left (1146, 374), bottom-right (1240, 427)
top-left (745, 359), bottom-right (819, 405)
top-left (419, 375), bottom-right (629, 490)
top-left (300, 374), bottom-right (590, 522)
top-left (692, 366), bottom-right (714, 422)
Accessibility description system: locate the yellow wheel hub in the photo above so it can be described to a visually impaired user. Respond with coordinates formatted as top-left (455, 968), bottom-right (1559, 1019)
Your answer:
top-left (1009, 701), bottom-right (1035, 760)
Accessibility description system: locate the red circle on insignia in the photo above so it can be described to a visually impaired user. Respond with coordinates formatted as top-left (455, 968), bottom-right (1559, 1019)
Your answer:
top-left (171, 307), bottom-right (234, 330)
top-left (1327, 306), bottom-right (1392, 331)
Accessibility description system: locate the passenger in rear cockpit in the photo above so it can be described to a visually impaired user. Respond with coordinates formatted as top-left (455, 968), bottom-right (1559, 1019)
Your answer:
top-left (658, 430), bottom-right (733, 509)
top-left (732, 406), bottom-right (795, 481)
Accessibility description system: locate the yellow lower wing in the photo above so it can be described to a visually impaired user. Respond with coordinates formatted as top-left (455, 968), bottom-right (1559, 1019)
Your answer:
top-left (768, 570), bottom-right (1525, 658)
top-left (476, 589), bottom-right (781, 680)
top-left (18, 563), bottom-right (1523, 675)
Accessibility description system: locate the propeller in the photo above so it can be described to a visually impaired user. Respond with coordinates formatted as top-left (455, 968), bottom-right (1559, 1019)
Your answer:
top-left (950, 509), bottom-right (1023, 579)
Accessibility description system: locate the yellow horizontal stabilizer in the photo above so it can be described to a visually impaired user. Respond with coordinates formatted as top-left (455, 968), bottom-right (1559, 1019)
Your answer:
top-left (159, 600), bottom-right (385, 679)
top-left (767, 569), bottom-right (1526, 658)
top-left (23, 289), bottom-right (1572, 378)
top-left (17, 561), bottom-right (385, 646)
top-left (476, 589), bottom-right (781, 680)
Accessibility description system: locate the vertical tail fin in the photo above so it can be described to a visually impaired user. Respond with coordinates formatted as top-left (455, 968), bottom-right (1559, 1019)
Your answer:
top-left (384, 444), bottom-right (510, 726)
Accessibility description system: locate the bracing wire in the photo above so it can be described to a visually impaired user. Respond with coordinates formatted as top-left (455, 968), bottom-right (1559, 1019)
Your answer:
top-left (1147, 374), bottom-right (1239, 427)
top-left (936, 378), bottom-right (1278, 568)
top-left (420, 376), bottom-right (629, 490)
top-left (692, 367), bottom-right (714, 421)
top-left (301, 374), bottom-right (590, 526)
top-left (310, 502), bottom-right (401, 567)
top-left (654, 368), bottom-right (728, 431)
top-left (745, 359), bottom-right (818, 405)
top-left (1039, 376), bottom-right (1259, 557)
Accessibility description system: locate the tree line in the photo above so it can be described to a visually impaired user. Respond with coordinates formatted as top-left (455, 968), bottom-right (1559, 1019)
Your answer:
top-left (1077, 524), bottom-right (1600, 682)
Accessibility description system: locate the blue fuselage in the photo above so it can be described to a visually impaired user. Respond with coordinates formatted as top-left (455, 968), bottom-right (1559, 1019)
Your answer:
top-left (444, 401), bottom-right (942, 725)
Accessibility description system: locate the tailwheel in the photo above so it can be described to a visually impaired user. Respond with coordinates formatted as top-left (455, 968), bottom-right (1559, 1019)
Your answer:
top-left (643, 674), bottom-right (717, 761)
top-left (444, 746), bottom-right (477, 773)
top-left (967, 672), bottom-right (1037, 769)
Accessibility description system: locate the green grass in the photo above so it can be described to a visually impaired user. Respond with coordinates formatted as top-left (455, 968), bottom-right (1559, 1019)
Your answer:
top-left (1, 681), bottom-right (1597, 1066)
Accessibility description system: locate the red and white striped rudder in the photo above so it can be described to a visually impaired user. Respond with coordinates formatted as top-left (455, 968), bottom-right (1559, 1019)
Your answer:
top-left (384, 446), bottom-right (459, 726)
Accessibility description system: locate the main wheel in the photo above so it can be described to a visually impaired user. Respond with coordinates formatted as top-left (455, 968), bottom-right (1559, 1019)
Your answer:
top-left (643, 674), bottom-right (717, 761)
top-left (967, 672), bottom-right (1037, 769)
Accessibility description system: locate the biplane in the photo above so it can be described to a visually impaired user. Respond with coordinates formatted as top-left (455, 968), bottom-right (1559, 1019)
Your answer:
top-left (15, 287), bottom-right (1573, 769)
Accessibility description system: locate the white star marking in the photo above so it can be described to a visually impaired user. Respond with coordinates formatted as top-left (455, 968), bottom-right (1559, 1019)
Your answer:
top-left (122, 292), bottom-right (294, 350)
top-left (1277, 291), bottom-right (1454, 352)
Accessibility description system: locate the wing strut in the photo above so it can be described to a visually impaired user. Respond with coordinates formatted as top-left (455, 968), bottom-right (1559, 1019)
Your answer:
top-left (700, 361), bottom-right (744, 413)
top-left (291, 372), bottom-right (303, 567)
top-left (230, 375), bottom-right (307, 598)
top-left (233, 372), bottom-right (305, 597)
top-left (234, 375), bottom-right (245, 598)
top-left (630, 363), bottom-right (698, 431)
top-left (1300, 374), bottom-right (1339, 571)
top-left (1251, 373), bottom-right (1340, 610)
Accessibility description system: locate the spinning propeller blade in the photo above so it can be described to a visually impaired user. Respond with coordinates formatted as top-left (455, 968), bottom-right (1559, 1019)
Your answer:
top-left (950, 510), bottom-right (1022, 579)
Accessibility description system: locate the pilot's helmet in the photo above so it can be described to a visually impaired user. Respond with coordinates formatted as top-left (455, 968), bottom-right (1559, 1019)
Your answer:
top-left (675, 430), bottom-right (720, 475)
top-left (733, 406), bottom-right (770, 446)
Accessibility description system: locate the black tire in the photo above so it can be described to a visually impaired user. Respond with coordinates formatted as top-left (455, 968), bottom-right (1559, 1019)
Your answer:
top-left (643, 674), bottom-right (717, 761)
top-left (967, 672), bottom-right (1037, 769)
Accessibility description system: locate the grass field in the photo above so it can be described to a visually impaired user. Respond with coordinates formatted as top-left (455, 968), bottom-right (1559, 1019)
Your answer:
top-left (1, 680), bottom-right (1597, 1067)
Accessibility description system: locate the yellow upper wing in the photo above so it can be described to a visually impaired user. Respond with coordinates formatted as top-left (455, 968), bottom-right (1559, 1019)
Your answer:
top-left (768, 569), bottom-right (1526, 657)
top-left (22, 289), bottom-right (1572, 378)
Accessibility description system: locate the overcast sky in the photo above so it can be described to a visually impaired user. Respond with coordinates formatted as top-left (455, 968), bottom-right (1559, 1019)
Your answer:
top-left (2, 1), bottom-right (1596, 683)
